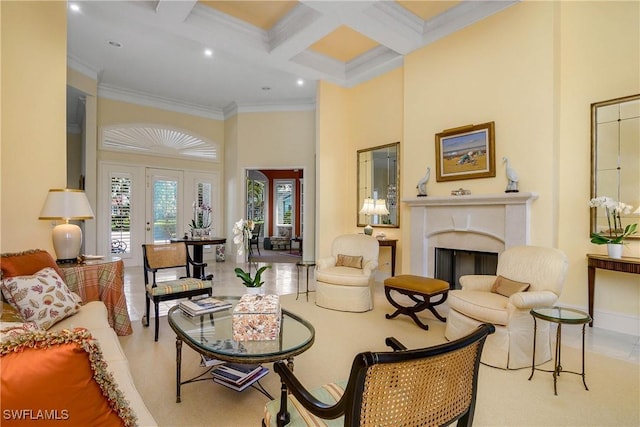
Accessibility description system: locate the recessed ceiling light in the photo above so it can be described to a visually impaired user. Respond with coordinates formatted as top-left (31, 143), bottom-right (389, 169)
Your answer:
top-left (69, 3), bottom-right (80, 12)
top-left (204, 49), bottom-right (213, 57)
top-left (108, 40), bottom-right (123, 48)
top-left (297, 78), bottom-right (304, 86)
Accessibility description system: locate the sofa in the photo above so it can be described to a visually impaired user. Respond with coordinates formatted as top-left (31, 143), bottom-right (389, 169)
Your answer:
top-left (1, 250), bottom-right (157, 426)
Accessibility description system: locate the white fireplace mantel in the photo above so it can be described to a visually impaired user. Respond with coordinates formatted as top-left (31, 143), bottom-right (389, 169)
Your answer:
top-left (404, 192), bottom-right (538, 276)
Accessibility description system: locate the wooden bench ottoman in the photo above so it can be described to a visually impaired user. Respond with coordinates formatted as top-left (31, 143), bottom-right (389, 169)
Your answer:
top-left (383, 275), bottom-right (450, 330)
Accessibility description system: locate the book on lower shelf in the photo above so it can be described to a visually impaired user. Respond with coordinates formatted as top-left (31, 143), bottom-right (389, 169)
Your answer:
top-left (213, 366), bottom-right (269, 392)
top-left (211, 363), bottom-right (263, 385)
top-left (200, 354), bottom-right (225, 367)
top-left (179, 297), bottom-right (232, 316)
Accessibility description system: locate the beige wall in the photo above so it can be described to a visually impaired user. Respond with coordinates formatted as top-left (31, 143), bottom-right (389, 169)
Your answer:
top-left (404, 1), bottom-right (558, 249)
top-left (316, 82), bottom-right (351, 258)
top-left (316, 1), bottom-right (639, 332)
top-left (228, 110), bottom-right (316, 260)
top-left (344, 68), bottom-right (404, 272)
top-left (558, 1), bottom-right (639, 320)
top-left (1, 2), bottom-right (67, 254)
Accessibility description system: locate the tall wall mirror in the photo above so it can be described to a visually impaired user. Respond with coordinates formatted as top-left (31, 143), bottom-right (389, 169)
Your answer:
top-left (590, 94), bottom-right (640, 239)
top-left (357, 142), bottom-right (400, 228)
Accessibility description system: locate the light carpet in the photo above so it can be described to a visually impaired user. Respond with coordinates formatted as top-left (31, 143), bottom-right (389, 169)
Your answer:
top-left (119, 291), bottom-right (639, 427)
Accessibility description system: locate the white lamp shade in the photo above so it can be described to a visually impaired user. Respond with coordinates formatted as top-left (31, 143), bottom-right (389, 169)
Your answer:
top-left (39, 189), bottom-right (94, 220)
top-left (359, 198), bottom-right (375, 215)
top-left (39, 189), bottom-right (94, 262)
top-left (374, 199), bottom-right (390, 215)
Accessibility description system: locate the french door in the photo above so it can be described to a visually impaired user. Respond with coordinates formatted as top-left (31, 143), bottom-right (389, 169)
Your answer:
top-left (100, 163), bottom-right (219, 267)
top-left (146, 168), bottom-right (183, 244)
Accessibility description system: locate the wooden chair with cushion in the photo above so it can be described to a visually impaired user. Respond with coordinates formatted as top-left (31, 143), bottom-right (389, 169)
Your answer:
top-left (142, 242), bottom-right (213, 341)
top-left (263, 323), bottom-right (495, 427)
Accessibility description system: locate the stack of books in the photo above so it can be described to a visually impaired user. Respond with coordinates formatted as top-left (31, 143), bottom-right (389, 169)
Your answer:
top-left (179, 297), bottom-right (232, 317)
top-left (211, 363), bottom-right (269, 392)
top-left (200, 354), bottom-right (225, 368)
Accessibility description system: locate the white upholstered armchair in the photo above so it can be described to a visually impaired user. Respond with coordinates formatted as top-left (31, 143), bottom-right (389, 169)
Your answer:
top-left (444, 245), bottom-right (568, 369)
top-left (315, 234), bottom-right (379, 312)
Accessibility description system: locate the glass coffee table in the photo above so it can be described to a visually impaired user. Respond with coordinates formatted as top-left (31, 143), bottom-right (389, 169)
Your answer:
top-left (167, 296), bottom-right (315, 402)
top-left (528, 306), bottom-right (591, 395)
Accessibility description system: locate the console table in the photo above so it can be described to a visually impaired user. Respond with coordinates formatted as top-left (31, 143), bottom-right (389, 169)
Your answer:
top-left (378, 239), bottom-right (398, 276)
top-left (170, 237), bottom-right (227, 279)
top-left (60, 258), bottom-right (132, 336)
top-left (586, 254), bottom-right (640, 327)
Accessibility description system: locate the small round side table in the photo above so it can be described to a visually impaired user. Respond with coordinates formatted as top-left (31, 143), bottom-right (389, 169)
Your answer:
top-left (528, 306), bottom-right (592, 395)
top-left (295, 261), bottom-right (316, 301)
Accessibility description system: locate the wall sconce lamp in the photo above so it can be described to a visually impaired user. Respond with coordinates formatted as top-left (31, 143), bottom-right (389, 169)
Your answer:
top-left (39, 189), bottom-right (94, 263)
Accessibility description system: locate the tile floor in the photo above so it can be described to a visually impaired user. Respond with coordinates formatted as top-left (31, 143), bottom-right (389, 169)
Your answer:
top-left (122, 259), bottom-right (640, 365)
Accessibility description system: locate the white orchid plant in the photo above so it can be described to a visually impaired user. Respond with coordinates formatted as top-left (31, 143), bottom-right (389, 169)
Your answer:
top-left (232, 218), bottom-right (255, 255)
top-left (589, 197), bottom-right (638, 244)
top-left (190, 202), bottom-right (212, 230)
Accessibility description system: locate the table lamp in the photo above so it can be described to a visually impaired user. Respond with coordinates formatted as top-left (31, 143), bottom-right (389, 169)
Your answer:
top-left (39, 189), bottom-right (94, 263)
top-left (374, 199), bottom-right (390, 218)
top-left (359, 198), bottom-right (376, 235)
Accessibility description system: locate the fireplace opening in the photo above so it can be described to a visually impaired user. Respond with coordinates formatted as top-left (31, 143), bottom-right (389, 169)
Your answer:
top-left (434, 247), bottom-right (498, 290)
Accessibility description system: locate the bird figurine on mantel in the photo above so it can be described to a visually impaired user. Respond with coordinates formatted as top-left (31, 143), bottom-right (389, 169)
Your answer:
top-left (502, 156), bottom-right (519, 193)
top-left (416, 167), bottom-right (430, 197)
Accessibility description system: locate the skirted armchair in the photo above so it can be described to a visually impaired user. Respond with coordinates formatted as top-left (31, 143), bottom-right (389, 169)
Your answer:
top-left (444, 245), bottom-right (568, 369)
top-left (315, 234), bottom-right (379, 312)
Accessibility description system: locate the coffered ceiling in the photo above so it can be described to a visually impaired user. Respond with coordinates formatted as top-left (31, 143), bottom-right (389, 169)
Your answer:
top-left (67, 0), bottom-right (517, 125)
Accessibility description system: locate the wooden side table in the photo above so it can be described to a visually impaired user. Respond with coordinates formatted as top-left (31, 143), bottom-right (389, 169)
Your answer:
top-left (60, 257), bottom-right (132, 336)
top-left (586, 254), bottom-right (640, 327)
top-left (378, 239), bottom-right (398, 276)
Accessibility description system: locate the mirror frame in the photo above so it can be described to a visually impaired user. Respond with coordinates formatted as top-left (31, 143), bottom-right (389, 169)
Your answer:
top-left (590, 93), bottom-right (640, 240)
top-left (357, 142), bottom-right (400, 229)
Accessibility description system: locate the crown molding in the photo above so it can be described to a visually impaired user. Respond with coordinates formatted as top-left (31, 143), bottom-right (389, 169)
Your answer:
top-left (67, 55), bottom-right (100, 81)
top-left (423, 0), bottom-right (519, 45)
top-left (98, 84), bottom-right (225, 121)
top-left (223, 100), bottom-right (315, 120)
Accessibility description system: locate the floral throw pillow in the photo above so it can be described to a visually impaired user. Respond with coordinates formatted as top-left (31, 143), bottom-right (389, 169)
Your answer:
top-left (1, 267), bottom-right (80, 330)
top-left (0, 321), bottom-right (40, 342)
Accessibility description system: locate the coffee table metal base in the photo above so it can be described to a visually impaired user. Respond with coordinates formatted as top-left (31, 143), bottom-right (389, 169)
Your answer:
top-left (175, 338), bottom-right (275, 402)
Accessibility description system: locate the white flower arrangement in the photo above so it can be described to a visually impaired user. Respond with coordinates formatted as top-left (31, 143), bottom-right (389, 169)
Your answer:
top-left (588, 197), bottom-right (637, 244)
top-left (232, 219), bottom-right (255, 255)
top-left (190, 202), bottom-right (212, 230)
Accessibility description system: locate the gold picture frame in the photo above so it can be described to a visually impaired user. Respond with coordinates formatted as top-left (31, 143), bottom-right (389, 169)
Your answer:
top-left (435, 121), bottom-right (496, 182)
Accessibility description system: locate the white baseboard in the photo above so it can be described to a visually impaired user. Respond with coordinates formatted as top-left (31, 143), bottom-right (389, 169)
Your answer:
top-left (562, 303), bottom-right (640, 336)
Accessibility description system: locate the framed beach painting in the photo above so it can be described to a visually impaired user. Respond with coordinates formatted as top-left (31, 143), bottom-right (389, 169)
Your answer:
top-left (435, 121), bottom-right (496, 182)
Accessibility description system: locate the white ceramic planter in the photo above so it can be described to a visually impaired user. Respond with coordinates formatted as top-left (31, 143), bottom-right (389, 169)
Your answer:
top-left (607, 243), bottom-right (623, 259)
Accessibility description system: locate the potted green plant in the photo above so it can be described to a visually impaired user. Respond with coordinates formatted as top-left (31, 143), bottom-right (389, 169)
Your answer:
top-left (234, 265), bottom-right (271, 288)
top-left (589, 197), bottom-right (638, 259)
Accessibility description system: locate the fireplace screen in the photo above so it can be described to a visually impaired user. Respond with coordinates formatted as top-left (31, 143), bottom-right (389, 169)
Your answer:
top-left (434, 248), bottom-right (498, 289)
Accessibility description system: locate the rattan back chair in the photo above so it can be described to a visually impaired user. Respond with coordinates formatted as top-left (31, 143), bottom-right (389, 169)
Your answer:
top-left (264, 323), bottom-right (495, 427)
top-left (142, 242), bottom-right (212, 341)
